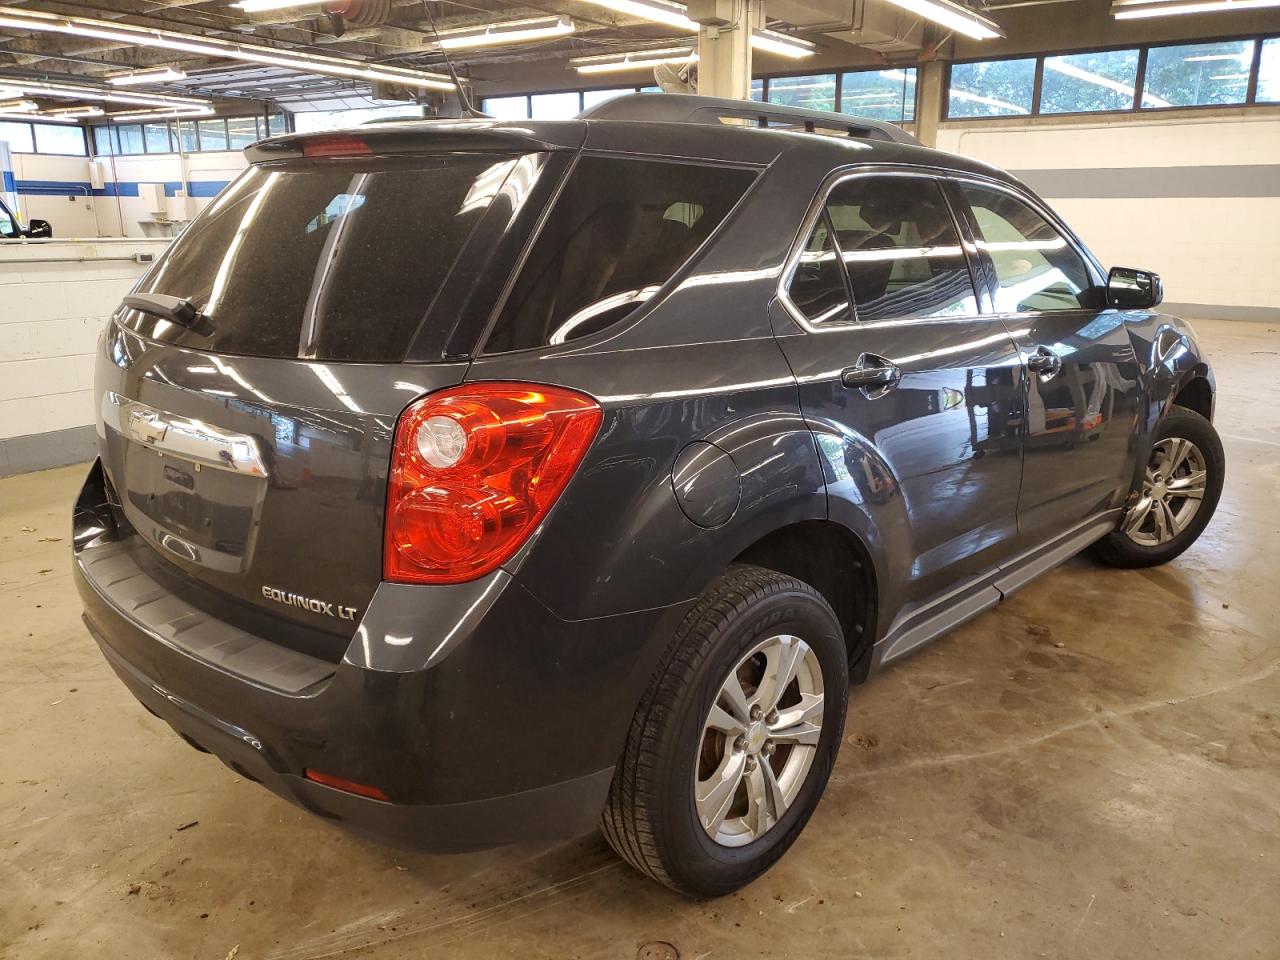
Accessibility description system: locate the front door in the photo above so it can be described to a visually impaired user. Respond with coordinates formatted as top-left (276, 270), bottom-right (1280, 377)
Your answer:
top-left (952, 181), bottom-right (1143, 545)
top-left (773, 172), bottom-right (1027, 625)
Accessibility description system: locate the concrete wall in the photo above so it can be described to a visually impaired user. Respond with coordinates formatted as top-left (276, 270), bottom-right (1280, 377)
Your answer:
top-left (0, 239), bottom-right (169, 476)
top-left (936, 110), bottom-right (1280, 322)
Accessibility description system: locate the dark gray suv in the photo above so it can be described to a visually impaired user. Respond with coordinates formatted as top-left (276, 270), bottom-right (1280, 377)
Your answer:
top-left (73, 94), bottom-right (1223, 897)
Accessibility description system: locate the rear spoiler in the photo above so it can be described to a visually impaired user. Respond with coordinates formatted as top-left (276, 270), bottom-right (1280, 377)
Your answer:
top-left (245, 119), bottom-right (586, 163)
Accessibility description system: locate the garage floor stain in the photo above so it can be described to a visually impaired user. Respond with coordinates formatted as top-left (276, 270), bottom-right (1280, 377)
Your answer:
top-left (1, 319), bottom-right (1278, 959)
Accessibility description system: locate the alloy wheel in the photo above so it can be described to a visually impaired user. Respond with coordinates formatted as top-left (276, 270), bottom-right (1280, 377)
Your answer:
top-left (694, 634), bottom-right (824, 847)
top-left (1124, 436), bottom-right (1208, 546)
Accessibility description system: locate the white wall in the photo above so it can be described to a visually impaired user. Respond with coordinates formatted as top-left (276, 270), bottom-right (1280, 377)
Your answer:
top-left (91, 150), bottom-right (249, 238)
top-left (0, 240), bottom-right (168, 475)
top-left (936, 112), bottom-right (1280, 320)
top-left (7, 153), bottom-right (99, 238)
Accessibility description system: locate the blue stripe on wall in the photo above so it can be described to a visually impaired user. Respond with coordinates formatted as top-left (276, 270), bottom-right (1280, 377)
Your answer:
top-left (11, 178), bottom-right (231, 198)
top-left (1, 170), bottom-right (15, 193)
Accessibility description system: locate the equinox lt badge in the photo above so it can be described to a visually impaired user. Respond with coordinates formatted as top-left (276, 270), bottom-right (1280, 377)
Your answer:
top-left (261, 586), bottom-right (359, 621)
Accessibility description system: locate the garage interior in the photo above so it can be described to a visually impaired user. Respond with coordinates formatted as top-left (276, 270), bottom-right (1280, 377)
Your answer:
top-left (2, 0), bottom-right (1278, 957)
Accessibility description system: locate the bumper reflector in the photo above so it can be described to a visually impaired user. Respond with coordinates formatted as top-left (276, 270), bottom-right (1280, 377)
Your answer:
top-left (304, 768), bottom-right (390, 802)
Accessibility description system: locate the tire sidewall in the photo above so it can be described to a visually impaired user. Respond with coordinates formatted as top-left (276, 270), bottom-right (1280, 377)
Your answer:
top-left (1113, 407), bottom-right (1224, 564)
top-left (657, 586), bottom-right (848, 893)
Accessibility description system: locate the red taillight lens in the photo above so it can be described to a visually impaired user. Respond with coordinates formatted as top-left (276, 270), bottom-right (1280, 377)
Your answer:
top-left (301, 134), bottom-right (371, 157)
top-left (384, 382), bottom-right (602, 584)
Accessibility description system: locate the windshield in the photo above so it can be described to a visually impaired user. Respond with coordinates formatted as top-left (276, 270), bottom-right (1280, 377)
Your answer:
top-left (122, 154), bottom-right (534, 361)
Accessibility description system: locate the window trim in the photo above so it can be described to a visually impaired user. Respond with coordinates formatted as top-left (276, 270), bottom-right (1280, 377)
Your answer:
top-left (944, 31), bottom-right (1280, 122)
top-left (0, 119), bottom-right (88, 156)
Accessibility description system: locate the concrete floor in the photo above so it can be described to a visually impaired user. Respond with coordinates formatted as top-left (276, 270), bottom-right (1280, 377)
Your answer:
top-left (3, 318), bottom-right (1278, 960)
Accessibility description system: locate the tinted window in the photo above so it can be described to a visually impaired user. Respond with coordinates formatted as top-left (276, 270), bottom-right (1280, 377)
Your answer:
top-left (841, 69), bottom-right (916, 122)
top-left (198, 119), bottom-right (228, 150)
top-left (227, 117), bottom-right (258, 149)
top-left (33, 123), bottom-right (86, 156)
top-left (948, 58), bottom-right (1035, 117)
top-left (117, 125), bottom-right (144, 155)
top-left (1041, 50), bottom-right (1139, 113)
top-left (126, 154), bottom-right (525, 361)
top-left (175, 120), bottom-right (198, 152)
top-left (961, 185), bottom-right (1093, 313)
top-left (0, 200), bottom-right (16, 238)
top-left (788, 214), bottom-right (852, 326)
top-left (93, 126), bottom-right (115, 156)
top-left (484, 155), bottom-right (756, 352)
top-left (825, 177), bottom-right (977, 323)
top-left (1143, 40), bottom-right (1254, 108)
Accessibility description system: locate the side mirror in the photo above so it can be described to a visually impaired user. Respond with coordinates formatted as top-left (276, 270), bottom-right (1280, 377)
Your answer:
top-left (28, 219), bottom-right (52, 239)
top-left (1107, 266), bottom-right (1162, 309)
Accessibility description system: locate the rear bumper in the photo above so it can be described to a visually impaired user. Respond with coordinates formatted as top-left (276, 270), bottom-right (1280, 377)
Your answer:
top-left (74, 461), bottom-right (686, 851)
top-left (86, 616), bottom-right (611, 850)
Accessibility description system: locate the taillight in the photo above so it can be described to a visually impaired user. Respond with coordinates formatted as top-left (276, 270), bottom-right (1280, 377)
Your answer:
top-left (384, 382), bottom-right (602, 584)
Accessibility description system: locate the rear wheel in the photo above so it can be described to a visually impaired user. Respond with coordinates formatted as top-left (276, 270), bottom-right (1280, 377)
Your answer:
top-left (1092, 406), bottom-right (1224, 568)
top-left (601, 564), bottom-right (848, 897)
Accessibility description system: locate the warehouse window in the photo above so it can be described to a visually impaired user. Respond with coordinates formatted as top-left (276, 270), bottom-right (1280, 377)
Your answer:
top-left (948, 58), bottom-right (1036, 117)
top-left (1041, 49), bottom-right (1140, 113)
top-left (0, 120), bottom-right (35, 154)
top-left (1144, 39), bottom-right (1255, 108)
top-left (768, 73), bottom-right (838, 112)
top-left (841, 69), bottom-right (915, 122)
top-left (482, 95), bottom-right (531, 120)
top-left (530, 91), bottom-right (581, 119)
top-left (582, 88), bottom-right (631, 109)
top-left (1260, 38), bottom-right (1280, 102)
top-left (143, 122), bottom-right (171, 153)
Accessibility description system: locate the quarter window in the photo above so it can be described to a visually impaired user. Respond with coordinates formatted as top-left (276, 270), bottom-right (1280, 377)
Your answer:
top-left (960, 185), bottom-right (1093, 313)
top-left (824, 177), bottom-right (978, 324)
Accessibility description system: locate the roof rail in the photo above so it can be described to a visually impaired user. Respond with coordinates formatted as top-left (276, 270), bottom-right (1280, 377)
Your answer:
top-left (579, 92), bottom-right (920, 146)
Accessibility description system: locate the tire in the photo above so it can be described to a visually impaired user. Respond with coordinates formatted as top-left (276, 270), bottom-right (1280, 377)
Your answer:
top-left (601, 564), bottom-right (849, 897)
top-left (1091, 406), bottom-right (1224, 569)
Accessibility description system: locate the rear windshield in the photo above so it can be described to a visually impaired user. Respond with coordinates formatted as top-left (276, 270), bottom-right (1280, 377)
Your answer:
top-left (483, 155), bottom-right (758, 353)
top-left (124, 154), bottom-right (526, 361)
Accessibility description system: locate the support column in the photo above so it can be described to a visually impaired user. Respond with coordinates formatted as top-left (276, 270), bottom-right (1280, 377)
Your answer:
top-left (690, 0), bottom-right (757, 100)
top-left (914, 59), bottom-right (946, 148)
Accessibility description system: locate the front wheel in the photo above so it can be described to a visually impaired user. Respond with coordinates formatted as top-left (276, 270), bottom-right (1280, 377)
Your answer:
top-left (601, 564), bottom-right (849, 897)
top-left (1092, 406), bottom-right (1224, 568)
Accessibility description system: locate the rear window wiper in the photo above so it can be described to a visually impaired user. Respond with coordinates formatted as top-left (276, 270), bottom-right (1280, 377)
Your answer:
top-left (123, 293), bottom-right (214, 337)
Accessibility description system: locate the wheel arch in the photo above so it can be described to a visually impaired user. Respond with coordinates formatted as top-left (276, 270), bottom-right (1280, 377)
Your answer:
top-left (733, 519), bottom-right (879, 682)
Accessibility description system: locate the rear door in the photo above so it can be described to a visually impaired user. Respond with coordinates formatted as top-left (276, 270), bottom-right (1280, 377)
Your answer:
top-left (95, 147), bottom-right (567, 658)
top-left (950, 180), bottom-right (1143, 545)
top-left (773, 170), bottom-right (1026, 622)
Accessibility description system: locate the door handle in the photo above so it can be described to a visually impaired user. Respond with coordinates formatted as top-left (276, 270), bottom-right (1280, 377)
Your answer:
top-left (1026, 346), bottom-right (1062, 377)
top-left (841, 354), bottom-right (902, 395)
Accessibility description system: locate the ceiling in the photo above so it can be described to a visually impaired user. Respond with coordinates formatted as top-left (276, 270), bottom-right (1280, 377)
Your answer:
top-left (0, 0), bottom-right (931, 113)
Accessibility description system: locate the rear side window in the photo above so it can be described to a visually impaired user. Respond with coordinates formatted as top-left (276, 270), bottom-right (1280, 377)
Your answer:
top-left (824, 176), bottom-right (977, 323)
top-left (482, 155), bottom-right (757, 353)
top-left (960, 184), bottom-right (1093, 313)
top-left (125, 154), bottom-right (526, 361)
top-left (788, 215), bottom-right (852, 326)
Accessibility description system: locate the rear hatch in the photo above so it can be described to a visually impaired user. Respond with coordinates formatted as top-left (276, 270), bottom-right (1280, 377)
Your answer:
top-left (95, 127), bottom-right (576, 660)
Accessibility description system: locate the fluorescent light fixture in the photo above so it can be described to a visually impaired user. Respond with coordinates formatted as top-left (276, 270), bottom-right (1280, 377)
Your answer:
top-left (435, 16), bottom-right (575, 49)
top-left (0, 76), bottom-right (210, 110)
top-left (3, 111), bottom-right (78, 123)
top-left (0, 97), bottom-right (38, 112)
top-left (571, 46), bottom-right (697, 74)
top-left (108, 66), bottom-right (188, 85)
top-left (1112, 0), bottom-right (1280, 17)
top-left (43, 105), bottom-right (105, 117)
top-left (575, 0), bottom-right (699, 31)
top-left (750, 28), bottom-right (815, 59)
top-left (0, 4), bottom-right (455, 90)
top-left (233, 0), bottom-right (325, 10)
top-left (108, 106), bottom-right (216, 122)
top-left (881, 0), bottom-right (1004, 39)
